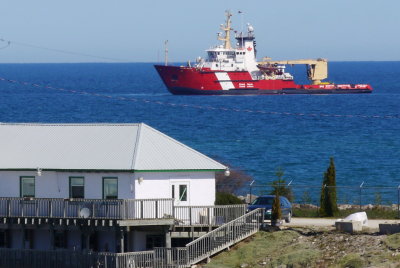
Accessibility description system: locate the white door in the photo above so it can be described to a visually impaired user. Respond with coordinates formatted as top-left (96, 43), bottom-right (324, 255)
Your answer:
top-left (170, 181), bottom-right (190, 206)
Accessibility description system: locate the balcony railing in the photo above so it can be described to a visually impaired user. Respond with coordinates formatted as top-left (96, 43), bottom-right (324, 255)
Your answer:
top-left (0, 197), bottom-right (174, 220)
top-left (174, 205), bottom-right (247, 226)
top-left (0, 197), bottom-right (247, 226)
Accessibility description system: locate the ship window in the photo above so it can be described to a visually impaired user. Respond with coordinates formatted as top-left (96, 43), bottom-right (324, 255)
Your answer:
top-left (216, 64), bottom-right (218, 67)
top-left (236, 52), bottom-right (239, 55)
top-left (217, 52), bottom-right (220, 55)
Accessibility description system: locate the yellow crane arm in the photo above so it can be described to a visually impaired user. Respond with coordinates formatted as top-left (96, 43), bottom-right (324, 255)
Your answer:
top-left (258, 58), bottom-right (328, 85)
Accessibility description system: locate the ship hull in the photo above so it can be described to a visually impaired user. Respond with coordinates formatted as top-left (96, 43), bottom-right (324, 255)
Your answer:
top-left (167, 87), bottom-right (373, 95)
top-left (154, 65), bottom-right (372, 95)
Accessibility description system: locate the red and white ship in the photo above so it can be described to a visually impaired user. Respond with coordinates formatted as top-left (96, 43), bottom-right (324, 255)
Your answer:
top-left (155, 12), bottom-right (372, 95)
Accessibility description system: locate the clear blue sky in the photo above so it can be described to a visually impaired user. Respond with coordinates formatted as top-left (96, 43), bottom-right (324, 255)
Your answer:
top-left (1, 0), bottom-right (399, 63)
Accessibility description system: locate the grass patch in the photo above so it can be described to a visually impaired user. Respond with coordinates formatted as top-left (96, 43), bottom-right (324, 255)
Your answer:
top-left (205, 230), bottom-right (320, 268)
top-left (271, 249), bottom-right (320, 267)
top-left (337, 253), bottom-right (364, 268)
top-left (384, 233), bottom-right (400, 249)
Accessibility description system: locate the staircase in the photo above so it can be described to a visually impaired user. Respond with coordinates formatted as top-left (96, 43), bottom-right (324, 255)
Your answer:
top-left (154, 208), bottom-right (264, 267)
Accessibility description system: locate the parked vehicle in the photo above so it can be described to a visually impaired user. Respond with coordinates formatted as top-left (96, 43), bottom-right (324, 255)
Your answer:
top-left (247, 195), bottom-right (292, 223)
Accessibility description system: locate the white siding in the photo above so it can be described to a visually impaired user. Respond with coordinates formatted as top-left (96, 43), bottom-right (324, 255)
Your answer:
top-left (0, 170), bottom-right (215, 206)
top-left (0, 171), bottom-right (135, 199)
top-left (134, 172), bottom-right (215, 206)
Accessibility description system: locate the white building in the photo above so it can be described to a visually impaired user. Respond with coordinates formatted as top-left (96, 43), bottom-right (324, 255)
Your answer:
top-left (0, 123), bottom-right (237, 253)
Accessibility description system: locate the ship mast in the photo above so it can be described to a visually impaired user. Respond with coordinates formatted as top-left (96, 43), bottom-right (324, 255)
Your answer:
top-left (164, 40), bottom-right (168, 66)
top-left (218, 10), bottom-right (233, 49)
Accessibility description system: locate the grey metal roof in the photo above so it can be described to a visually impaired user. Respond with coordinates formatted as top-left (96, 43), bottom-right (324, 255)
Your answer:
top-left (0, 123), bottom-right (226, 171)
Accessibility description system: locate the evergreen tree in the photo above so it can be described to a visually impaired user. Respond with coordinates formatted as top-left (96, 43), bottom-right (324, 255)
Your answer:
top-left (270, 167), bottom-right (294, 202)
top-left (271, 192), bottom-right (282, 225)
top-left (319, 157), bottom-right (339, 216)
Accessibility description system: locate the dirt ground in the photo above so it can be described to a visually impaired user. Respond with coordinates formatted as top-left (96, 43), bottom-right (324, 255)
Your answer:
top-left (288, 226), bottom-right (400, 267)
top-left (204, 225), bottom-right (400, 268)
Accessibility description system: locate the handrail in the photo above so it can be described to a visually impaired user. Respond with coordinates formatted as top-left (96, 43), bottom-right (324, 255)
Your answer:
top-left (0, 197), bottom-right (174, 220)
top-left (185, 208), bottom-right (264, 265)
top-left (173, 204), bottom-right (246, 226)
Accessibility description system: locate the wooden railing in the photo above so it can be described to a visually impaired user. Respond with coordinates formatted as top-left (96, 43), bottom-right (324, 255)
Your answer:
top-left (0, 197), bottom-right (174, 220)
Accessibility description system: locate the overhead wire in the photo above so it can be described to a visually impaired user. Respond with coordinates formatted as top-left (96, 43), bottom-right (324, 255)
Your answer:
top-left (0, 37), bottom-right (127, 62)
top-left (0, 76), bottom-right (399, 120)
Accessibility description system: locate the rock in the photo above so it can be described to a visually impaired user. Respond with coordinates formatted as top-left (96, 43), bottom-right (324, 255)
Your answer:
top-left (240, 264), bottom-right (248, 268)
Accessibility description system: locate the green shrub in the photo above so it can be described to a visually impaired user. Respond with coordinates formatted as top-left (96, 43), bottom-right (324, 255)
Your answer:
top-left (215, 192), bottom-right (243, 205)
top-left (384, 233), bottom-right (400, 249)
top-left (338, 253), bottom-right (364, 268)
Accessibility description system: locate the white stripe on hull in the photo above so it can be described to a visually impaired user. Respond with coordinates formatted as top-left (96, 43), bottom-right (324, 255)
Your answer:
top-left (215, 72), bottom-right (234, 90)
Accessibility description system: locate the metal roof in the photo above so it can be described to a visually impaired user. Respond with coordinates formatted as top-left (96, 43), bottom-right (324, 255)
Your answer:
top-left (0, 123), bottom-right (226, 171)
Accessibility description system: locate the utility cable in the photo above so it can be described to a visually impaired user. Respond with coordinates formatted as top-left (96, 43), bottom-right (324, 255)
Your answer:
top-left (0, 37), bottom-right (127, 62)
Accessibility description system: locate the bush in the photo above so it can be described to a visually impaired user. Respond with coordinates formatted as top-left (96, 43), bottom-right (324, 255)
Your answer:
top-left (215, 165), bottom-right (252, 194)
top-left (215, 192), bottom-right (244, 205)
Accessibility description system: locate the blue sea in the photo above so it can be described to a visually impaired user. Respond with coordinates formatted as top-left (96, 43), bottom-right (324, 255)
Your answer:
top-left (0, 62), bottom-right (399, 201)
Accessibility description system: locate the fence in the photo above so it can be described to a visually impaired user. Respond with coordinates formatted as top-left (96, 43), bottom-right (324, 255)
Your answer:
top-left (248, 182), bottom-right (400, 216)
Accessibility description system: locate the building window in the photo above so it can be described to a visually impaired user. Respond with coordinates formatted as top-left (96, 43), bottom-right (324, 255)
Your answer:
top-left (20, 177), bottom-right (35, 198)
top-left (171, 183), bottom-right (189, 203)
top-left (179, 185), bottom-right (187, 201)
top-left (103, 177), bottom-right (118, 199)
top-left (146, 235), bottom-right (164, 250)
top-left (69, 177), bottom-right (84, 199)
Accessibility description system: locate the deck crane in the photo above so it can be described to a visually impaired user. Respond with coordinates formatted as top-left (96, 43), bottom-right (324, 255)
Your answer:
top-left (257, 58), bottom-right (328, 85)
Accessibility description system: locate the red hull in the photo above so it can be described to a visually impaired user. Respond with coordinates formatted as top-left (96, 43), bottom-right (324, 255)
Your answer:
top-left (154, 65), bottom-right (373, 95)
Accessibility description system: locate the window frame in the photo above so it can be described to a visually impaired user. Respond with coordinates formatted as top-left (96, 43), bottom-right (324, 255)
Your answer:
top-left (20, 176), bottom-right (35, 198)
top-left (102, 177), bottom-right (118, 200)
top-left (69, 176), bottom-right (85, 199)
